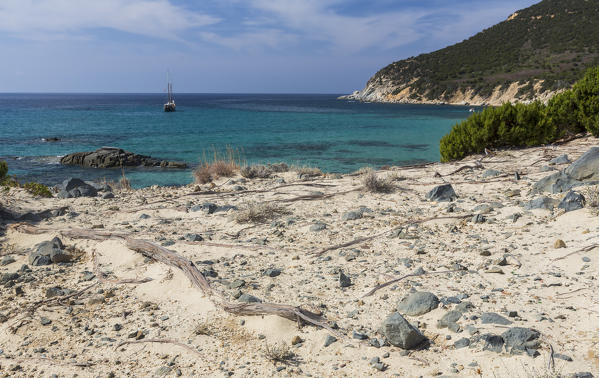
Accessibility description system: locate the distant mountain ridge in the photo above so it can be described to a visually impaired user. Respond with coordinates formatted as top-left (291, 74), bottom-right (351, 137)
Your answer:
top-left (342, 0), bottom-right (599, 106)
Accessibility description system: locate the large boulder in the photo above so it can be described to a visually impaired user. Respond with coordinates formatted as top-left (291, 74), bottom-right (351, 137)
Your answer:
top-left (426, 184), bottom-right (457, 202)
top-left (381, 312), bottom-right (426, 349)
top-left (397, 291), bottom-right (440, 316)
top-left (523, 196), bottom-right (559, 210)
top-left (534, 147), bottom-right (599, 194)
top-left (29, 237), bottom-right (71, 266)
top-left (60, 147), bottom-right (186, 169)
top-left (501, 327), bottom-right (541, 353)
top-left (565, 147), bottom-right (599, 181)
top-left (57, 178), bottom-right (98, 198)
top-left (532, 171), bottom-right (580, 194)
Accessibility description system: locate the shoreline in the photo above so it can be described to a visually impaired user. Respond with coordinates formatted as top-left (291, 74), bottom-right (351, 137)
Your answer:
top-left (1, 137), bottom-right (599, 376)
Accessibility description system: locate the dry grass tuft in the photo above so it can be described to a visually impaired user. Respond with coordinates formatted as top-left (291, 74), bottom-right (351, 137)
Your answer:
top-left (119, 167), bottom-right (131, 190)
top-left (194, 146), bottom-right (243, 184)
top-left (584, 185), bottom-right (599, 214)
top-left (263, 342), bottom-right (296, 364)
top-left (296, 166), bottom-right (322, 179)
top-left (241, 165), bottom-right (272, 179)
top-left (235, 202), bottom-right (291, 224)
top-left (362, 171), bottom-right (394, 193)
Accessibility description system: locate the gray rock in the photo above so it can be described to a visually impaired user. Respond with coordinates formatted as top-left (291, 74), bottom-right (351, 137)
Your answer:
top-left (264, 268), bottom-right (281, 277)
top-left (341, 211), bottom-right (362, 221)
top-left (238, 293), bottom-right (262, 303)
top-left (190, 203), bottom-right (217, 214)
top-left (550, 154), bottom-right (571, 165)
top-left (473, 204), bottom-right (493, 214)
top-left (397, 291), bottom-right (440, 316)
top-left (501, 327), bottom-right (540, 352)
top-left (565, 147), bottom-right (599, 181)
top-left (339, 270), bottom-right (352, 288)
top-left (29, 237), bottom-right (71, 266)
top-left (40, 317), bottom-right (52, 326)
top-left (139, 213), bottom-right (151, 219)
top-left (59, 178), bottom-right (98, 198)
top-left (437, 310), bottom-right (462, 329)
top-left (0, 272), bottom-right (19, 283)
top-left (532, 171), bottom-right (580, 194)
top-left (426, 184), bottom-right (457, 202)
top-left (184, 233), bottom-right (204, 242)
top-left (482, 169), bottom-right (502, 178)
top-left (324, 335), bottom-right (337, 347)
top-left (558, 191), bottom-right (586, 212)
top-left (524, 196), bottom-right (559, 210)
top-left (481, 312), bottom-right (512, 325)
top-left (102, 192), bottom-right (115, 199)
top-left (60, 147), bottom-right (186, 169)
top-left (454, 338), bottom-right (470, 349)
top-left (310, 222), bottom-right (327, 232)
top-left (0, 256), bottom-right (16, 266)
top-left (381, 312), bottom-right (426, 350)
top-left (472, 214), bottom-right (486, 224)
top-left (554, 353), bottom-right (573, 362)
top-left (569, 373), bottom-right (594, 378)
top-left (352, 331), bottom-right (368, 340)
top-left (481, 334), bottom-right (504, 353)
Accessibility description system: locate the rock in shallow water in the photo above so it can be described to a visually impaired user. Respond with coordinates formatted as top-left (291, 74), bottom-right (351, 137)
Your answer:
top-left (60, 147), bottom-right (187, 169)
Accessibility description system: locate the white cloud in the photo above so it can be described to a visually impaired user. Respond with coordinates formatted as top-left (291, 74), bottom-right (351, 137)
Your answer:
top-left (0, 0), bottom-right (219, 40)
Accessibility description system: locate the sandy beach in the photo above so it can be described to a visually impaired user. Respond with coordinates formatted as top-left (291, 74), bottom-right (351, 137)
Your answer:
top-left (1, 137), bottom-right (599, 377)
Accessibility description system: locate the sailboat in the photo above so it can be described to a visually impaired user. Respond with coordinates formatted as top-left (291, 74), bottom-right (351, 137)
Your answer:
top-left (164, 73), bottom-right (176, 112)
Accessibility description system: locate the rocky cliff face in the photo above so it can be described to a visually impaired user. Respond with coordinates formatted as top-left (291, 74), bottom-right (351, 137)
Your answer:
top-left (340, 80), bottom-right (559, 106)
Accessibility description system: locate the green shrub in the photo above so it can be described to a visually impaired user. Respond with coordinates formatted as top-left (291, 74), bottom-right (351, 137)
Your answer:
top-left (0, 160), bottom-right (7, 180)
top-left (572, 66), bottom-right (599, 136)
top-left (440, 102), bottom-right (552, 162)
top-left (440, 66), bottom-right (599, 162)
top-left (23, 182), bottom-right (53, 198)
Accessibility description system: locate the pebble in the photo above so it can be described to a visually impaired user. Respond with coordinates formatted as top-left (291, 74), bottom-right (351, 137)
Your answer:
top-left (554, 239), bottom-right (567, 249)
top-left (339, 270), bottom-right (352, 288)
top-left (324, 335), bottom-right (337, 347)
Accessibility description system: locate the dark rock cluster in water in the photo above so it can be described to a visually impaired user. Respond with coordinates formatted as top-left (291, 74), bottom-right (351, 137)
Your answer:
top-left (60, 147), bottom-right (187, 169)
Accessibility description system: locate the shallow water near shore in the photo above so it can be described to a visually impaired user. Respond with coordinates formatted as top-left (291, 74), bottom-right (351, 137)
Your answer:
top-left (0, 93), bottom-right (471, 187)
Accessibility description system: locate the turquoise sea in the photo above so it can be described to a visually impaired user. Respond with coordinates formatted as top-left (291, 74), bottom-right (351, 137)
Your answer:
top-left (0, 94), bottom-right (471, 188)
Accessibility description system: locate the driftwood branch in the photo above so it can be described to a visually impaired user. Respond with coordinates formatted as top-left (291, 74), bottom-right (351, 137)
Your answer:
top-left (115, 338), bottom-right (203, 357)
top-left (444, 162), bottom-right (483, 176)
top-left (311, 214), bottom-right (472, 257)
top-left (552, 244), bottom-right (599, 261)
top-left (362, 269), bottom-right (468, 298)
top-left (125, 238), bottom-right (214, 297)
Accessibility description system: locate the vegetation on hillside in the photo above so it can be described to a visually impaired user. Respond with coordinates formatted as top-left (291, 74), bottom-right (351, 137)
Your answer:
top-left (372, 0), bottom-right (599, 101)
top-left (440, 66), bottom-right (599, 161)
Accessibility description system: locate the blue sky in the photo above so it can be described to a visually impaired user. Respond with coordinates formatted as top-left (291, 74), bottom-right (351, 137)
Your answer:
top-left (0, 0), bottom-right (539, 93)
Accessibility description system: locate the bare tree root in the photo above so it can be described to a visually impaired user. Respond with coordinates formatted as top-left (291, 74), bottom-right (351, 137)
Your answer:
top-left (115, 338), bottom-right (203, 357)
